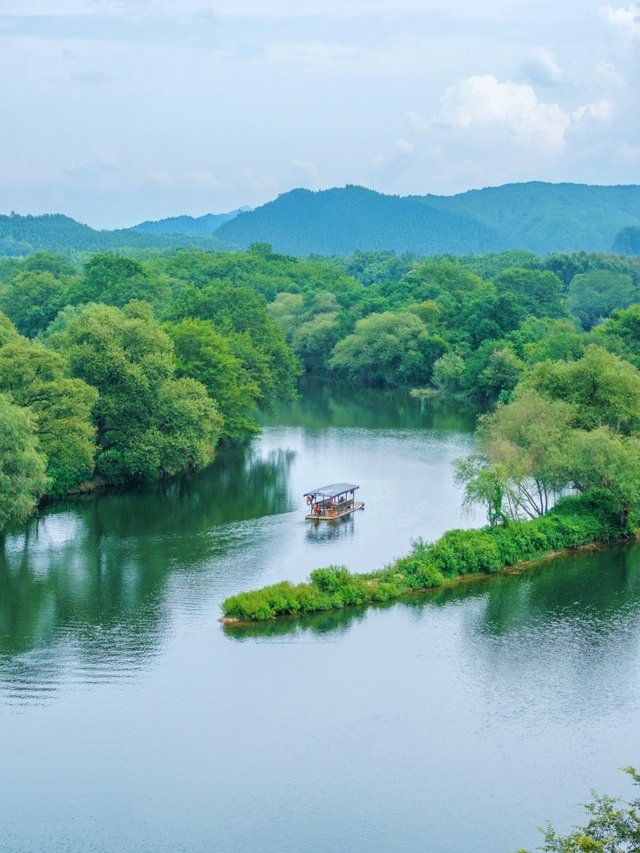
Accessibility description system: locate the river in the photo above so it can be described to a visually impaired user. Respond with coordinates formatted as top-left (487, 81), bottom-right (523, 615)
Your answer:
top-left (1, 384), bottom-right (639, 852)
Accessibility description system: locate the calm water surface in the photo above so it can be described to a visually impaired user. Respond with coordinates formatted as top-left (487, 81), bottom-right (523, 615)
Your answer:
top-left (1, 385), bottom-right (639, 853)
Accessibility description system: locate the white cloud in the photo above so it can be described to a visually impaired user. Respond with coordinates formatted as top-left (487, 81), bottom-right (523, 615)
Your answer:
top-left (65, 152), bottom-right (122, 176)
top-left (395, 138), bottom-right (414, 154)
top-left (595, 60), bottom-right (626, 84)
top-left (407, 111), bottom-right (430, 132)
top-left (146, 169), bottom-right (221, 189)
top-left (614, 143), bottom-right (640, 163)
top-left (572, 100), bottom-right (613, 121)
top-left (430, 75), bottom-right (612, 153)
top-left (519, 47), bottom-right (563, 85)
top-left (436, 75), bottom-right (571, 150)
top-left (601, 4), bottom-right (640, 39)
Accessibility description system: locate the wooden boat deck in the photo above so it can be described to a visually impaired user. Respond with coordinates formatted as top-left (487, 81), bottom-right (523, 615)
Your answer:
top-left (305, 501), bottom-right (365, 521)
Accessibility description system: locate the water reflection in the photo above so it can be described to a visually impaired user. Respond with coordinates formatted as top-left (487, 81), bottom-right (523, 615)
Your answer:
top-left (0, 444), bottom-right (294, 697)
top-left (262, 379), bottom-right (480, 432)
top-left (225, 543), bottom-right (640, 649)
top-left (305, 515), bottom-right (356, 544)
top-left (0, 386), bottom-right (479, 703)
top-left (223, 601), bottom-right (373, 642)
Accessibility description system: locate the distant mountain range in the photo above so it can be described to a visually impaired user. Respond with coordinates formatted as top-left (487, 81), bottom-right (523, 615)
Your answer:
top-left (0, 213), bottom-right (232, 256)
top-left (132, 208), bottom-right (249, 236)
top-left (215, 183), bottom-right (640, 256)
top-left (1, 183), bottom-right (639, 257)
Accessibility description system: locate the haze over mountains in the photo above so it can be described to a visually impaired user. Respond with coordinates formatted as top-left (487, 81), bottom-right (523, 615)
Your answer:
top-left (2, 182), bottom-right (639, 257)
top-left (133, 208), bottom-right (250, 237)
top-left (215, 183), bottom-right (640, 256)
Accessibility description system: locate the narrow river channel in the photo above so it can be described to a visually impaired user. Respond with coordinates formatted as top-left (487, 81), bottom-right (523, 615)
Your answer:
top-left (1, 384), bottom-right (639, 852)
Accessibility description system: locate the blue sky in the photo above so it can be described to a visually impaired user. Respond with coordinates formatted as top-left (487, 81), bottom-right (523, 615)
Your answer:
top-left (1, 0), bottom-right (638, 227)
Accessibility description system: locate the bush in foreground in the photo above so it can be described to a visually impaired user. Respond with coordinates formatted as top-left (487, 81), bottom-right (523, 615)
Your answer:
top-left (517, 766), bottom-right (640, 852)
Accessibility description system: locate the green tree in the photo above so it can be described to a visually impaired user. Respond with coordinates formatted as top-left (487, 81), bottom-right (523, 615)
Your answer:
top-left (0, 338), bottom-right (98, 496)
top-left (591, 304), bottom-right (640, 369)
top-left (567, 270), bottom-right (637, 330)
top-left (50, 301), bottom-right (222, 483)
top-left (169, 281), bottom-right (300, 404)
top-left (462, 340), bottom-right (524, 402)
top-left (0, 310), bottom-right (18, 346)
top-left (0, 270), bottom-right (69, 338)
top-left (566, 428), bottom-right (640, 528)
top-left (164, 318), bottom-right (261, 441)
top-left (292, 313), bottom-right (343, 373)
top-left (474, 389), bottom-right (576, 519)
top-left (454, 454), bottom-right (505, 525)
top-left (329, 311), bottom-right (445, 387)
top-left (494, 268), bottom-right (565, 319)
top-left (526, 346), bottom-right (640, 435)
top-left (0, 394), bottom-right (49, 530)
top-left (267, 292), bottom-right (305, 340)
top-left (511, 318), bottom-right (585, 365)
top-left (432, 352), bottom-right (466, 394)
top-left (517, 767), bottom-right (640, 853)
top-left (70, 253), bottom-right (169, 308)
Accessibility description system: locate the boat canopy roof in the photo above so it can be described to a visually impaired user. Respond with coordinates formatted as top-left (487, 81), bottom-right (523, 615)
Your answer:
top-left (303, 483), bottom-right (359, 498)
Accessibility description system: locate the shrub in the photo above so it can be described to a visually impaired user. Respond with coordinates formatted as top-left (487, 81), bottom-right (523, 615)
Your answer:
top-left (428, 528), bottom-right (503, 576)
top-left (221, 496), bottom-right (628, 621)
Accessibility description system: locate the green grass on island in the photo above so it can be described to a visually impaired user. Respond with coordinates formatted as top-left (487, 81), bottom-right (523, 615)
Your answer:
top-left (221, 497), bottom-right (627, 623)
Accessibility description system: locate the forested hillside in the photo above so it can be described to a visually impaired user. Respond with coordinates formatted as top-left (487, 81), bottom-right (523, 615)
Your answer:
top-left (133, 209), bottom-right (247, 236)
top-left (0, 213), bottom-right (231, 256)
top-left (5, 183), bottom-right (640, 258)
top-left (216, 182), bottom-right (640, 256)
top-left (216, 186), bottom-right (504, 255)
top-left (425, 182), bottom-right (640, 255)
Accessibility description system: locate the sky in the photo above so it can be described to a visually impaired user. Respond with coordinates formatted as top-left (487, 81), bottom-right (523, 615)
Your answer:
top-left (1, 0), bottom-right (639, 228)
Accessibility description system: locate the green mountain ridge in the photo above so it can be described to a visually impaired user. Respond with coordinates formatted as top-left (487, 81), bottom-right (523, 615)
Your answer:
top-left (133, 208), bottom-right (249, 236)
top-left (2, 182), bottom-right (640, 257)
top-left (217, 186), bottom-right (505, 255)
top-left (216, 182), bottom-right (640, 256)
top-left (0, 213), bottom-right (232, 256)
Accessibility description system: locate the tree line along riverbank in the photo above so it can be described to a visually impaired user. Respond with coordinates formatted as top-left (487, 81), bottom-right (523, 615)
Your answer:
top-left (2, 245), bottom-right (640, 534)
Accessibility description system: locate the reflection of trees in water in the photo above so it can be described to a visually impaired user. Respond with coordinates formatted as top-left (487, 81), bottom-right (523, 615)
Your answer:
top-left (444, 544), bottom-right (640, 717)
top-left (223, 601), bottom-right (372, 642)
top-left (0, 444), bottom-right (294, 695)
top-left (261, 378), bottom-right (480, 433)
top-left (225, 544), bottom-right (640, 682)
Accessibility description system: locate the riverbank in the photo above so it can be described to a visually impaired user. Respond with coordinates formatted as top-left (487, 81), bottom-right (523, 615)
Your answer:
top-left (221, 496), bottom-right (629, 623)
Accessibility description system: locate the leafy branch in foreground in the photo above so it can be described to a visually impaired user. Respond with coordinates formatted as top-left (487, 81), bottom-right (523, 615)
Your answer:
top-left (517, 767), bottom-right (640, 853)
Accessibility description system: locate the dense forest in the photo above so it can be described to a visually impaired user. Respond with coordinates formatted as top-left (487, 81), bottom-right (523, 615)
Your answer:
top-left (2, 242), bottom-right (640, 535)
top-left (5, 183), bottom-right (640, 259)
top-left (0, 213), bottom-right (232, 256)
top-left (216, 183), bottom-right (640, 255)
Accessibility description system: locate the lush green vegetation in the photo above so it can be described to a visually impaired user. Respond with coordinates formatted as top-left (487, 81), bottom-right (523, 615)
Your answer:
top-left (6, 184), bottom-right (640, 259)
top-left (517, 767), bottom-right (640, 853)
top-left (221, 245), bottom-right (640, 622)
top-left (2, 238), bottom-right (640, 535)
top-left (133, 209), bottom-right (244, 236)
top-left (0, 213), bottom-right (231, 257)
top-left (266, 248), bottom-right (640, 399)
top-left (221, 496), bottom-right (623, 621)
top-left (0, 248), bottom-right (301, 531)
top-left (216, 183), bottom-right (640, 256)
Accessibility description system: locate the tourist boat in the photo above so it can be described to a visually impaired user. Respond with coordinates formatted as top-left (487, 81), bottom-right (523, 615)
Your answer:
top-left (303, 483), bottom-right (364, 521)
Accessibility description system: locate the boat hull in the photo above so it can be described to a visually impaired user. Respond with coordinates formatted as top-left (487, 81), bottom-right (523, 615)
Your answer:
top-left (305, 501), bottom-right (365, 521)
